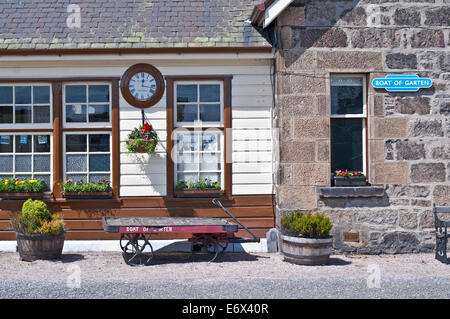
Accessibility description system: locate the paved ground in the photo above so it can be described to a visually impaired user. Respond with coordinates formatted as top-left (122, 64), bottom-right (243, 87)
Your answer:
top-left (0, 251), bottom-right (449, 299)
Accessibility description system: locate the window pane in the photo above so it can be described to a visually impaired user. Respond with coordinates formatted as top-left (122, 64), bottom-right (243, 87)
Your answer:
top-left (89, 134), bottom-right (110, 152)
top-left (0, 106), bottom-right (13, 123)
top-left (34, 135), bottom-right (51, 153)
top-left (88, 104), bottom-right (109, 122)
top-left (202, 134), bottom-right (219, 151)
top-left (15, 86), bottom-right (31, 104)
top-left (177, 104), bottom-right (197, 122)
top-left (176, 153), bottom-right (198, 171)
top-left (15, 175), bottom-right (32, 180)
top-left (331, 118), bottom-right (363, 172)
top-left (0, 156), bottom-right (13, 172)
top-left (177, 85), bottom-right (197, 102)
top-left (66, 85), bottom-right (87, 103)
top-left (0, 136), bottom-right (13, 153)
top-left (177, 134), bottom-right (197, 152)
top-left (89, 174), bottom-right (110, 183)
top-left (15, 135), bottom-right (32, 153)
top-left (200, 153), bottom-right (221, 171)
top-left (66, 104), bottom-right (87, 122)
top-left (33, 105), bottom-right (50, 123)
top-left (200, 84), bottom-right (220, 102)
top-left (0, 87), bottom-right (13, 104)
top-left (177, 173), bottom-right (197, 183)
top-left (66, 135), bottom-right (87, 152)
top-left (200, 172), bottom-right (220, 183)
top-left (89, 154), bottom-right (110, 172)
top-left (331, 78), bottom-right (364, 115)
top-left (34, 155), bottom-right (51, 172)
top-left (15, 155), bottom-right (32, 172)
top-left (200, 104), bottom-right (221, 122)
top-left (88, 85), bottom-right (109, 102)
top-left (15, 105), bottom-right (32, 123)
top-left (66, 174), bottom-right (87, 182)
top-left (66, 154), bottom-right (87, 172)
top-left (33, 86), bottom-right (50, 104)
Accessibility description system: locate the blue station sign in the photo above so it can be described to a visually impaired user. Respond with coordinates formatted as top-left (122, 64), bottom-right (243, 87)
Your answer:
top-left (372, 75), bottom-right (432, 92)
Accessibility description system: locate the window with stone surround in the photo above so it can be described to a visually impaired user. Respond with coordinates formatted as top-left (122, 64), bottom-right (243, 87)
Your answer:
top-left (330, 75), bottom-right (367, 174)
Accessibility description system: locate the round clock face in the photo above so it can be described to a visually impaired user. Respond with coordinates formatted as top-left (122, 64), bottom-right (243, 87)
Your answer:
top-left (120, 64), bottom-right (165, 109)
top-left (129, 72), bottom-right (157, 100)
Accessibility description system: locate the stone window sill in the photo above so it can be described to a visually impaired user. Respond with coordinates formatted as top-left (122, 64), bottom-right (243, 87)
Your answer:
top-left (319, 186), bottom-right (385, 198)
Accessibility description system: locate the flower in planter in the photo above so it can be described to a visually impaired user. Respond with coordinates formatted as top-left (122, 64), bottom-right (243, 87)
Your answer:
top-left (334, 169), bottom-right (364, 177)
top-left (176, 177), bottom-right (221, 190)
top-left (126, 121), bottom-right (159, 154)
top-left (62, 178), bottom-right (112, 194)
top-left (0, 178), bottom-right (47, 193)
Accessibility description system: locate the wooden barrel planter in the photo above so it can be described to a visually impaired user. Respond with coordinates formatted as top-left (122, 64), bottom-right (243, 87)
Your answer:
top-left (280, 234), bottom-right (332, 265)
top-left (15, 231), bottom-right (66, 262)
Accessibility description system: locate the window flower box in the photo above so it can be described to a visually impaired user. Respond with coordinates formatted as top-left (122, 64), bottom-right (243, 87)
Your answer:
top-left (175, 178), bottom-right (222, 197)
top-left (126, 122), bottom-right (159, 154)
top-left (0, 178), bottom-right (48, 199)
top-left (333, 170), bottom-right (367, 187)
top-left (62, 179), bottom-right (113, 199)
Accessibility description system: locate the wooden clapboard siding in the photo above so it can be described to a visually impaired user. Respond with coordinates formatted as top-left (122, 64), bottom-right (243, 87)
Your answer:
top-left (0, 195), bottom-right (275, 240)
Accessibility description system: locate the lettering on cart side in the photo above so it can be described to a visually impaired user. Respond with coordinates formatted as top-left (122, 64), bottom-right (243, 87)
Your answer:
top-left (126, 227), bottom-right (139, 232)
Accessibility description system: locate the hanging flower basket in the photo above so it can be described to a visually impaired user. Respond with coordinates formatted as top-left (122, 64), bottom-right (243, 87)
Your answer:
top-left (126, 122), bottom-right (159, 154)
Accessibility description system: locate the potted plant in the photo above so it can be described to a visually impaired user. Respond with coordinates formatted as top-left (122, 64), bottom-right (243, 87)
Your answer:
top-left (333, 170), bottom-right (367, 186)
top-left (62, 179), bottom-right (112, 199)
top-left (126, 122), bottom-right (159, 154)
top-left (11, 199), bottom-right (65, 261)
top-left (175, 177), bottom-right (222, 197)
top-left (0, 178), bottom-right (48, 199)
top-left (280, 211), bottom-right (333, 265)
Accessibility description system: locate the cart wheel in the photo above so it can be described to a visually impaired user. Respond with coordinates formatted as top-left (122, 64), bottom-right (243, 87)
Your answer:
top-left (119, 234), bottom-right (130, 252)
top-left (190, 235), bottom-right (220, 263)
top-left (122, 234), bottom-right (154, 266)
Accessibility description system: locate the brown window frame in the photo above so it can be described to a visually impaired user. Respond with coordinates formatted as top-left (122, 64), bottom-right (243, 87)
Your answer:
top-left (166, 75), bottom-right (232, 199)
top-left (0, 77), bottom-right (120, 199)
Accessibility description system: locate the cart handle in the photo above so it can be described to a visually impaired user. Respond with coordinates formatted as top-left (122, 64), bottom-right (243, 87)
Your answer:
top-left (212, 198), bottom-right (259, 242)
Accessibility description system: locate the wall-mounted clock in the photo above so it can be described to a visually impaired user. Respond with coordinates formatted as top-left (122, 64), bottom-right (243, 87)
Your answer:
top-left (120, 63), bottom-right (165, 109)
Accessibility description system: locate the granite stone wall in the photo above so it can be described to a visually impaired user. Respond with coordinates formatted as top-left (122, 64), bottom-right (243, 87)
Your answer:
top-left (273, 0), bottom-right (449, 253)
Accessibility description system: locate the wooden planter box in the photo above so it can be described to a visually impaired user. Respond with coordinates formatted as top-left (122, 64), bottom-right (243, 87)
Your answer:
top-left (174, 189), bottom-right (224, 198)
top-left (63, 191), bottom-right (113, 199)
top-left (333, 176), bottom-right (367, 187)
top-left (127, 139), bottom-right (157, 153)
top-left (0, 192), bottom-right (48, 200)
top-left (280, 234), bottom-right (332, 266)
top-left (16, 231), bottom-right (65, 262)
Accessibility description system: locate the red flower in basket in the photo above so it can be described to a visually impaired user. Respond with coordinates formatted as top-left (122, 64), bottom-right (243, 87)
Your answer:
top-left (143, 123), bottom-right (152, 132)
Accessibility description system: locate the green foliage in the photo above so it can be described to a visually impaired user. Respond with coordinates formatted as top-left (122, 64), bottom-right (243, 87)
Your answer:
top-left (12, 199), bottom-right (65, 235)
top-left (0, 178), bottom-right (47, 193)
top-left (126, 122), bottom-right (159, 154)
top-left (175, 177), bottom-right (221, 190)
top-left (62, 179), bottom-right (111, 193)
top-left (280, 210), bottom-right (332, 239)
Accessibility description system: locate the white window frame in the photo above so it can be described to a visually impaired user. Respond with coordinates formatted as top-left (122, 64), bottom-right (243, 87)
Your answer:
top-left (173, 129), bottom-right (224, 191)
top-left (0, 132), bottom-right (53, 190)
top-left (63, 131), bottom-right (112, 183)
top-left (174, 81), bottom-right (224, 128)
top-left (62, 82), bottom-right (112, 129)
top-left (0, 83), bottom-right (53, 129)
top-left (330, 75), bottom-right (367, 175)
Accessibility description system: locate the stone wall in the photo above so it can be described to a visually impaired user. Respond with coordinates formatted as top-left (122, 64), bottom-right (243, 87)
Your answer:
top-left (273, 0), bottom-right (449, 253)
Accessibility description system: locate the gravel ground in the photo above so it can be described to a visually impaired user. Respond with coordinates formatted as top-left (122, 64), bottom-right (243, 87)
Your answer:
top-left (0, 251), bottom-right (449, 299)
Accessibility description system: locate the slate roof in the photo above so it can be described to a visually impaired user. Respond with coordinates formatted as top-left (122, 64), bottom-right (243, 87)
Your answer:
top-left (0, 0), bottom-right (270, 51)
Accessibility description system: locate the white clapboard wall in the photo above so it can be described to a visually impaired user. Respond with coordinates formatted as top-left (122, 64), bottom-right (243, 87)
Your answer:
top-left (0, 57), bottom-right (274, 197)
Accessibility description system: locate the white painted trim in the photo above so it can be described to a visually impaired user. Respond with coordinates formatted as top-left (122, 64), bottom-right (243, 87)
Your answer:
top-left (264, 0), bottom-right (295, 28)
top-left (0, 239), bottom-right (270, 253)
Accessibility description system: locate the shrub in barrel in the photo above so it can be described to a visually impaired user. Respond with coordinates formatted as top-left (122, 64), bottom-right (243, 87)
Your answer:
top-left (280, 211), bottom-right (333, 265)
top-left (11, 199), bottom-right (66, 261)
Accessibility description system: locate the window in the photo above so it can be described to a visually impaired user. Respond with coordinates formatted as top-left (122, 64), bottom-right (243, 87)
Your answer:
top-left (330, 76), bottom-right (367, 174)
top-left (0, 84), bottom-right (51, 127)
top-left (166, 76), bottom-right (231, 197)
top-left (175, 82), bottom-right (223, 127)
top-left (64, 133), bottom-right (111, 183)
top-left (63, 84), bottom-right (111, 127)
top-left (0, 133), bottom-right (52, 190)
